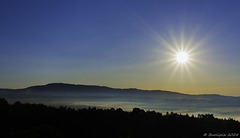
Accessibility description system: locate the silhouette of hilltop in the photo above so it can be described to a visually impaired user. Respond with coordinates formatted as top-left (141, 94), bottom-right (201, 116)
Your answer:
top-left (1, 83), bottom-right (240, 104)
top-left (0, 83), bottom-right (183, 95)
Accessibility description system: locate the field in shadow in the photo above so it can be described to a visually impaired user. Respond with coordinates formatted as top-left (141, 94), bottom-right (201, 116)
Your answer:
top-left (0, 98), bottom-right (239, 138)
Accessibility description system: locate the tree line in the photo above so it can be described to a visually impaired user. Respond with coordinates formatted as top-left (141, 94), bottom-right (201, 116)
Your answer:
top-left (0, 98), bottom-right (239, 138)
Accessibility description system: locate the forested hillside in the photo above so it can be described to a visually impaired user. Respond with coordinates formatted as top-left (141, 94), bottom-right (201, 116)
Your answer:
top-left (0, 98), bottom-right (239, 138)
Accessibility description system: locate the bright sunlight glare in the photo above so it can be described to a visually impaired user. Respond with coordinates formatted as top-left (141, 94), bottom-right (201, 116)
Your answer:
top-left (176, 52), bottom-right (189, 63)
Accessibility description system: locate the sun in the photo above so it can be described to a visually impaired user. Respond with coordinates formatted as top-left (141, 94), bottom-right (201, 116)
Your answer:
top-left (176, 52), bottom-right (189, 63)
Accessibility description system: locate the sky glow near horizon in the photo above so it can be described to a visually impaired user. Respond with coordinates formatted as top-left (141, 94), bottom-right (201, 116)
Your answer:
top-left (1, 0), bottom-right (240, 96)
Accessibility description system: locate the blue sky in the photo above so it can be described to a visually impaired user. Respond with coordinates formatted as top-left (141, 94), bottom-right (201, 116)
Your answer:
top-left (1, 0), bottom-right (240, 96)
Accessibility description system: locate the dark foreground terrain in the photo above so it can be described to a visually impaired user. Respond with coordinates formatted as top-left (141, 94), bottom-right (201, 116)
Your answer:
top-left (0, 98), bottom-right (239, 138)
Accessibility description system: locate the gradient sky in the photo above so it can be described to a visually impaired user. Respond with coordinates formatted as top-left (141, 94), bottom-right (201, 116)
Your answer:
top-left (1, 0), bottom-right (240, 96)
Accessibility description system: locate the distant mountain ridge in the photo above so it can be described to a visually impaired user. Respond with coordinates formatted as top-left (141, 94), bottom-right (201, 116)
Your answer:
top-left (0, 83), bottom-right (239, 98)
top-left (25, 83), bottom-right (114, 93)
top-left (0, 83), bottom-right (181, 94)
